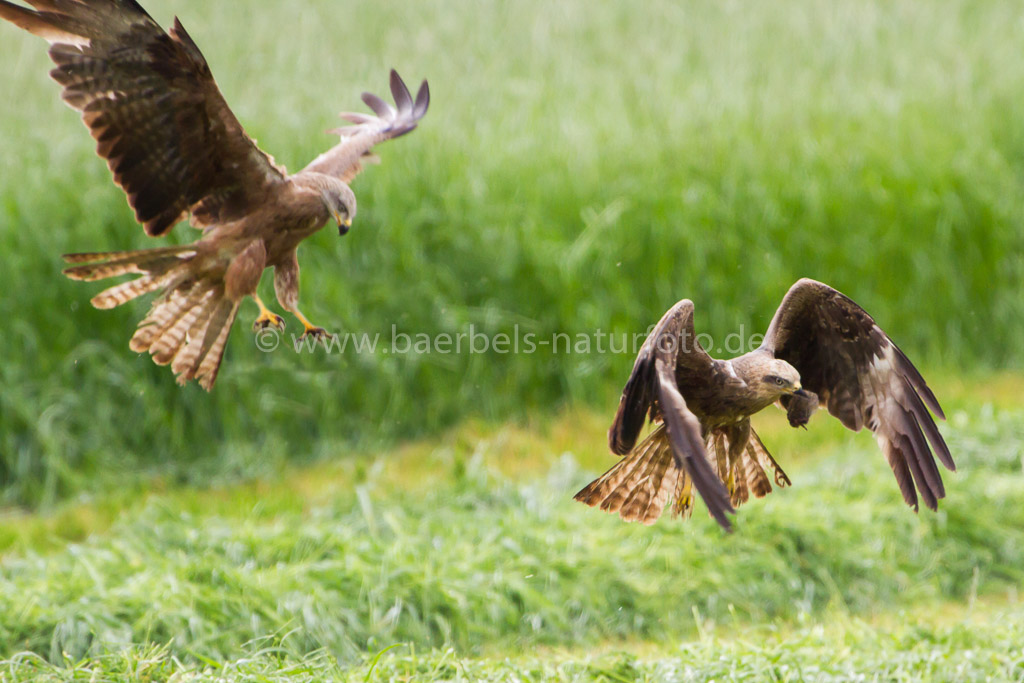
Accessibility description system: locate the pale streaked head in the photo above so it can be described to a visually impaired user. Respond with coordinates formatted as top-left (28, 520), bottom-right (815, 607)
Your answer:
top-left (761, 358), bottom-right (804, 395)
top-left (321, 185), bottom-right (357, 235)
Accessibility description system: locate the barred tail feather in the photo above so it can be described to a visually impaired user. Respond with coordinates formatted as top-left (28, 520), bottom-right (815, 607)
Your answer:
top-left (64, 245), bottom-right (239, 390)
top-left (168, 294), bottom-right (224, 378)
top-left (749, 429), bottom-right (791, 488)
top-left (133, 287), bottom-right (236, 391)
top-left (595, 429), bottom-right (667, 514)
top-left (62, 247), bottom-right (197, 282)
top-left (580, 423), bottom-right (793, 524)
top-left (147, 288), bottom-right (218, 364)
top-left (193, 300), bottom-right (239, 390)
top-left (705, 430), bottom-right (745, 508)
top-left (64, 247), bottom-right (198, 318)
top-left (705, 427), bottom-right (781, 508)
top-left (91, 272), bottom-right (175, 309)
top-left (62, 247), bottom-right (195, 265)
top-left (131, 286), bottom-right (207, 353)
top-left (574, 425), bottom-right (677, 524)
top-left (743, 438), bottom-right (774, 499)
top-left (618, 439), bottom-right (678, 525)
top-left (730, 457), bottom-right (750, 507)
top-left (709, 431), bottom-right (729, 482)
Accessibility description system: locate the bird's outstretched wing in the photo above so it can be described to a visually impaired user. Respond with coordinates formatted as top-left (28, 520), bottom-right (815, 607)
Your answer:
top-left (601, 299), bottom-right (734, 530)
top-left (0, 0), bottom-right (286, 236)
top-left (760, 278), bottom-right (955, 511)
top-left (608, 299), bottom-right (713, 454)
top-left (652, 357), bottom-right (735, 530)
top-left (302, 70), bottom-right (429, 183)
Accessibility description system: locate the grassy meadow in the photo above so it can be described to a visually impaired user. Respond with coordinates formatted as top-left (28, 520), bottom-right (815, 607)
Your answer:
top-left (0, 0), bottom-right (1023, 679)
top-left (0, 388), bottom-right (1023, 680)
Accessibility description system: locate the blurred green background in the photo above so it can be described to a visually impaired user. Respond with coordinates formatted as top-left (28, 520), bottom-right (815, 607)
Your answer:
top-left (0, 0), bottom-right (1020, 507)
top-left (0, 0), bottom-right (1023, 679)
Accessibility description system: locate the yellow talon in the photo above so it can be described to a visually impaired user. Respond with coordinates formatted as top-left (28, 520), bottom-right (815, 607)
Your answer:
top-left (299, 326), bottom-right (332, 342)
top-left (292, 308), bottom-right (335, 345)
top-left (252, 295), bottom-right (285, 332)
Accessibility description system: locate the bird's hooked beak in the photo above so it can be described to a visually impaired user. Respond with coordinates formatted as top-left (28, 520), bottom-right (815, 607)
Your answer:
top-left (793, 384), bottom-right (809, 398)
top-left (335, 213), bottom-right (352, 236)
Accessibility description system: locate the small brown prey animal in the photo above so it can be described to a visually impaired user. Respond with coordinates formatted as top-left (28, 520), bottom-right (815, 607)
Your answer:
top-left (0, 0), bottom-right (429, 389)
top-left (575, 279), bottom-right (955, 531)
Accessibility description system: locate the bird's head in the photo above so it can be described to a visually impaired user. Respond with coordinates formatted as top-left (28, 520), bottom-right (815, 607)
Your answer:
top-left (761, 359), bottom-right (808, 398)
top-left (321, 185), bottom-right (357, 236)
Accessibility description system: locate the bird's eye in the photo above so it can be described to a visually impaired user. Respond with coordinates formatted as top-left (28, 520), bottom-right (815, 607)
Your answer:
top-left (775, 377), bottom-right (786, 386)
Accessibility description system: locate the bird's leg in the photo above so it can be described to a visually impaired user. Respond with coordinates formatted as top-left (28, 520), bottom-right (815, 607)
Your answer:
top-left (291, 307), bottom-right (334, 343)
top-left (272, 251), bottom-right (332, 344)
top-left (252, 294), bottom-right (286, 332)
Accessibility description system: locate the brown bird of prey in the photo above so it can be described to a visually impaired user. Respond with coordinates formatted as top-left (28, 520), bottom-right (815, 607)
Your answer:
top-left (0, 0), bottom-right (429, 389)
top-left (575, 278), bottom-right (955, 531)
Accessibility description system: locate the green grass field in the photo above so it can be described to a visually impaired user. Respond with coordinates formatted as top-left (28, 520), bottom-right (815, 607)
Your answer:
top-left (1, 0), bottom-right (1023, 679)
top-left (0, 383), bottom-right (1022, 680)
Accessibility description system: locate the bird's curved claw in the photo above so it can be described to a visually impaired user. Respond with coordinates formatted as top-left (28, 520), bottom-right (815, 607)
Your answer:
top-left (299, 326), bottom-right (335, 345)
top-left (252, 311), bottom-right (286, 332)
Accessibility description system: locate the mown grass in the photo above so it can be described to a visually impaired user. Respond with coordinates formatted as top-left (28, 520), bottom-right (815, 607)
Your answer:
top-left (0, 392), bottom-right (1021, 678)
top-left (5, 602), bottom-right (1024, 681)
top-left (1, 0), bottom-right (1023, 507)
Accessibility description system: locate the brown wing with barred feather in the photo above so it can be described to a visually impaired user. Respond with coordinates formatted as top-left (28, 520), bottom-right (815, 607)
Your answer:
top-left (0, 0), bottom-right (286, 235)
top-left (760, 278), bottom-right (955, 511)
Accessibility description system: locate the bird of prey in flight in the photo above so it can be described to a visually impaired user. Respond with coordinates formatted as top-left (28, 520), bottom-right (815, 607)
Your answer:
top-left (575, 278), bottom-right (955, 531)
top-left (0, 0), bottom-right (429, 389)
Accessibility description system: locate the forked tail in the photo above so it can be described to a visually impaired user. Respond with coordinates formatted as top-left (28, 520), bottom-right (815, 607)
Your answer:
top-left (575, 423), bottom-right (794, 524)
top-left (63, 247), bottom-right (239, 390)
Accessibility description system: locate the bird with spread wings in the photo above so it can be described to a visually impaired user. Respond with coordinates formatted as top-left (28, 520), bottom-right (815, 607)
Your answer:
top-left (575, 278), bottom-right (955, 531)
top-left (0, 0), bottom-right (429, 389)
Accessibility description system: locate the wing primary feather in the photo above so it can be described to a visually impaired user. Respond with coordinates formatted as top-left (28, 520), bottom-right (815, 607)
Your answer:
top-left (893, 345), bottom-right (945, 419)
top-left (389, 69), bottom-right (413, 113)
top-left (902, 383), bottom-right (955, 471)
top-left (897, 433), bottom-right (938, 511)
top-left (361, 91), bottom-right (395, 119)
top-left (413, 80), bottom-right (430, 118)
top-left (901, 405), bottom-right (945, 500)
top-left (881, 438), bottom-right (918, 511)
top-left (608, 362), bottom-right (653, 455)
top-left (0, 1), bottom-right (90, 45)
top-left (335, 113), bottom-right (378, 125)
